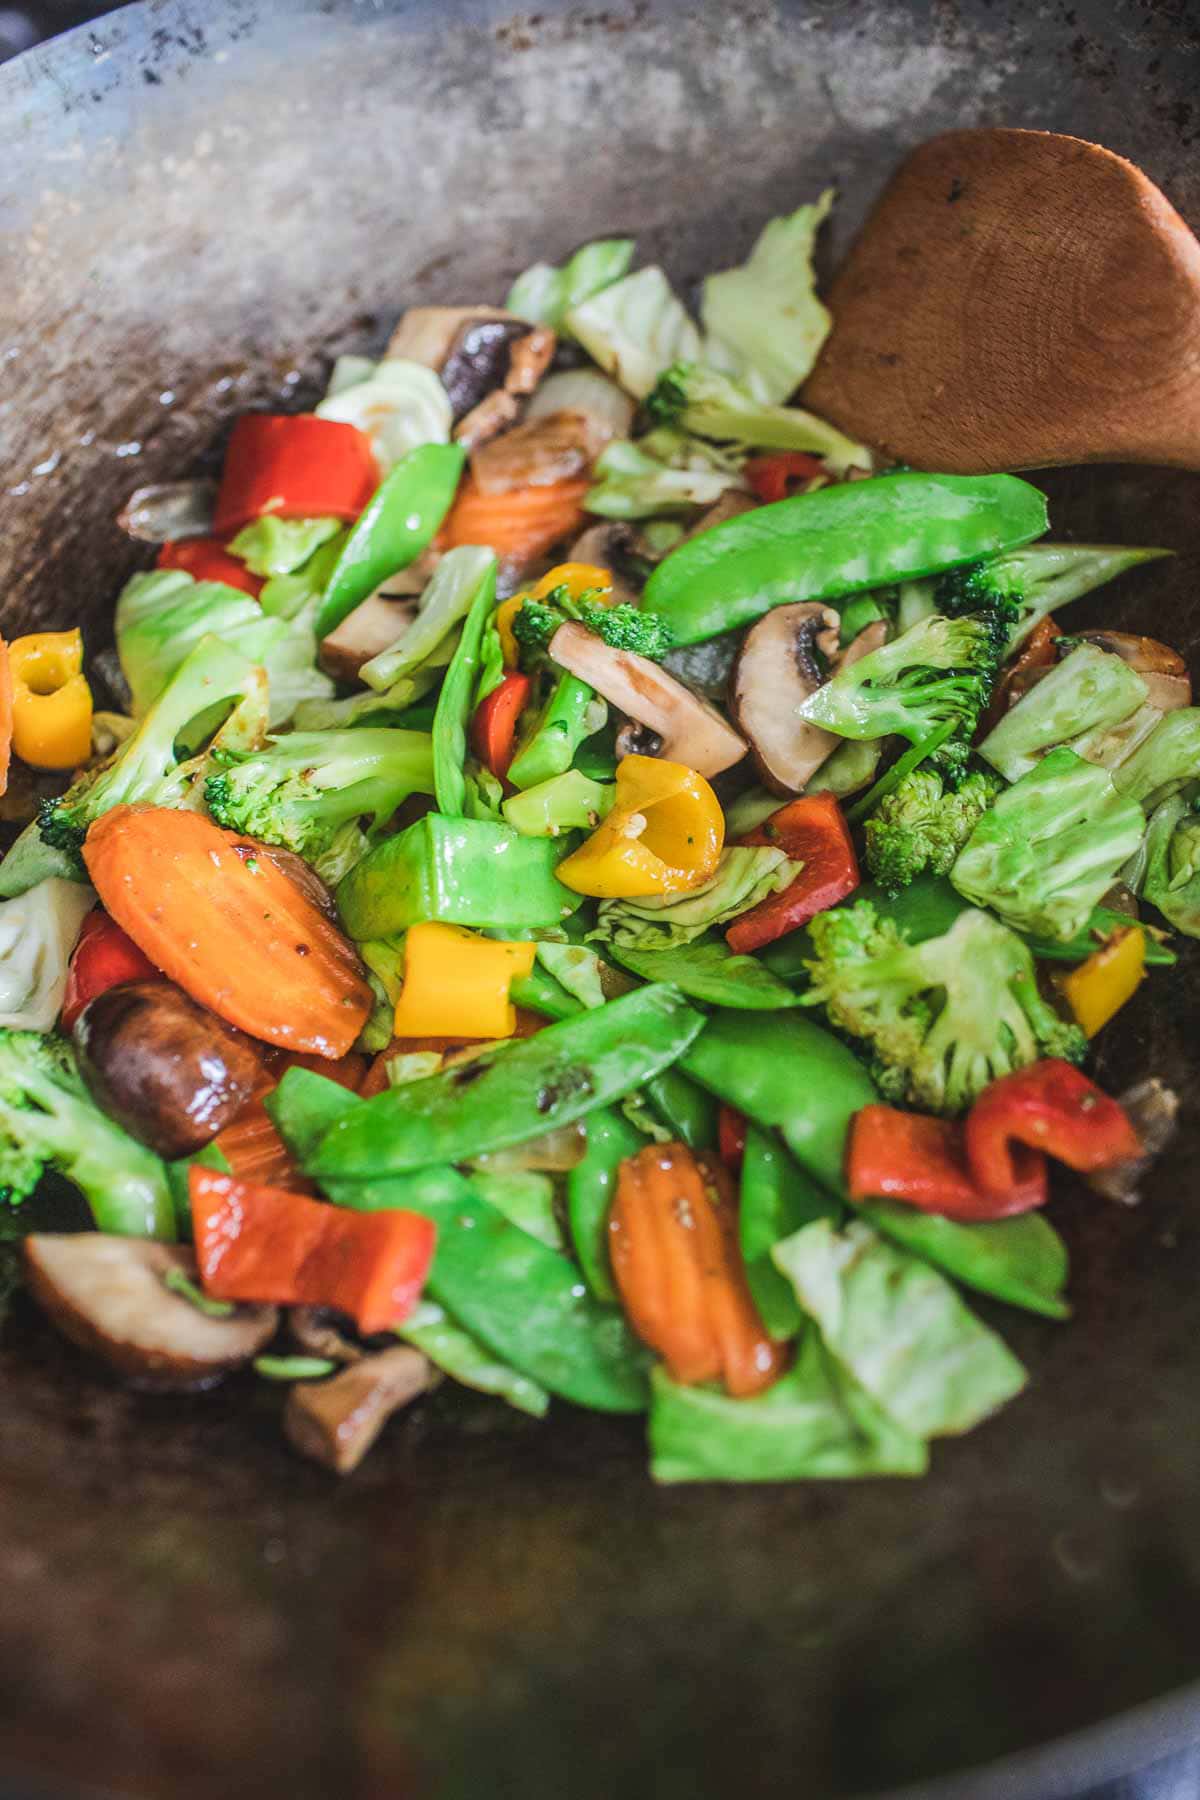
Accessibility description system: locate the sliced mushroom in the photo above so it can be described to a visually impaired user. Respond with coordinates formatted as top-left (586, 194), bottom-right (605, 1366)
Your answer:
top-left (74, 980), bottom-right (264, 1159)
top-left (283, 1344), bottom-right (437, 1474)
top-left (549, 621), bottom-right (747, 778)
top-left (470, 409), bottom-right (611, 496)
top-left (117, 479), bottom-right (217, 543)
top-left (567, 520), bottom-right (643, 606)
top-left (440, 318), bottom-right (534, 420)
top-left (504, 326), bottom-right (557, 397)
top-left (23, 1235), bottom-right (277, 1391)
top-left (385, 304), bottom-right (516, 371)
top-left (454, 388), bottom-right (521, 451)
top-left (289, 1307), bottom-right (364, 1365)
top-left (728, 603), bottom-right (842, 796)
top-left (319, 591), bottom-right (418, 683)
top-left (615, 720), bottom-right (665, 758)
top-left (369, 545), bottom-right (444, 600)
top-left (1074, 630), bottom-right (1191, 712)
top-left (682, 489), bottom-right (757, 541)
top-left (836, 620), bottom-right (890, 668)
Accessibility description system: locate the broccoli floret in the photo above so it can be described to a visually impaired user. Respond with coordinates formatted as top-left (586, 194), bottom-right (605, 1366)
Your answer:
top-left (799, 612), bottom-right (1004, 747)
top-left (0, 1031), bottom-right (172, 1237)
top-left (800, 899), bottom-right (1086, 1115)
top-left (864, 766), bottom-right (1004, 896)
top-left (204, 728), bottom-right (434, 867)
top-left (950, 746), bottom-right (1147, 941)
top-left (646, 361), bottom-right (871, 474)
top-left (512, 587), bottom-right (673, 664)
top-left (39, 635), bottom-right (265, 865)
top-left (936, 544), bottom-right (1171, 656)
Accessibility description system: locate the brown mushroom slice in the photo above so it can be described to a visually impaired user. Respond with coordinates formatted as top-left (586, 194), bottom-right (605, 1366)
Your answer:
top-left (682, 489), bottom-right (756, 540)
top-left (283, 1344), bottom-right (437, 1474)
top-left (504, 326), bottom-right (557, 397)
top-left (289, 1307), bottom-right (364, 1365)
top-left (836, 620), bottom-right (889, 668)
top-left (549, 621), bottom-right (747, 778)
top-left (566, 520), bottom-right (642, 607)
top-left (470, 409), bottom-right (612, 496)
top-left (74, 980), bottom-right (265, 1160)
top-left (23, 1235), bottom-right (277, 1391)
top-left (728, 603), bottom-right (843, 796)
top-left (1074, 630), bottom-right (1191, 711)
top-left (385, 304), bottom-right (517, 370)
top-left (319, 592), bottom-right (418, 684)
top-left (453, 388), bottom-right (521, 450)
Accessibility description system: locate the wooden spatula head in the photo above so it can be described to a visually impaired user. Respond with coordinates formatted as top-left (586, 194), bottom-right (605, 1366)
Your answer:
top-left (804, 129), bottom-right (1200, 473)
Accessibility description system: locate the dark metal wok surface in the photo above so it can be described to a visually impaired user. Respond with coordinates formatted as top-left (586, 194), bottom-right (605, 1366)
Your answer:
top-left (3, 3), bottom-right (1200, 1796)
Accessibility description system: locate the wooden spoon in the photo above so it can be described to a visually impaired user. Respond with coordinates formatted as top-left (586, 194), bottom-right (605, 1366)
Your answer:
top-left (803, 129), bottom-right (1200, 473)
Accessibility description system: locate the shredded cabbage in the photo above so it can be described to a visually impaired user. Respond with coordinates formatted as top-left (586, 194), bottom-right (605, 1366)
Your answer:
top-left (0, 880), bottom-right (95, 1031)
top-left (507, 238), bottom-right (635, 336)
top-left (361, 546), bottom-right (496, 692)
top-left (589, 847), bottom-right (799, 949)
top-left (585, 437), bottom-right (746, 520)
top-left (701, 190), bottom-right (835, 402)
top-left (566, 266), bottom-right (702, 399)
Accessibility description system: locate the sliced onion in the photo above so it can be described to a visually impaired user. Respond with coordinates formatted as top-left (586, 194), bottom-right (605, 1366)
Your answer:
top-left (526, 368), bottom-right (635, 440)
top-left (118, 479), bottom-right (217, 543)
top-left (473, 1121), bottom-right (588, 1173)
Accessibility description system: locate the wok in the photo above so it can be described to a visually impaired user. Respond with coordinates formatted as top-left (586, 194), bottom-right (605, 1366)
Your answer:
top-left (2, 3), bottom-right (1200, 1796)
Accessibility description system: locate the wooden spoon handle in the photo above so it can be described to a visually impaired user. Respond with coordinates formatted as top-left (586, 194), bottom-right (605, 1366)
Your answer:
top-left (804, 129), bottom-right (1200, 473)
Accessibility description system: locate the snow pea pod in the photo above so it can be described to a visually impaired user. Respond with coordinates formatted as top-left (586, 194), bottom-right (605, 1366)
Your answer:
top-left (642, 471), bottom-right (1048, 645)
top-left (859, 1199), bottom-right (1070, 1321)
top-left (508, 672), bottom-right (598, 791)
top-left (611, 935), bottom-right (800, 1010)
top-left (433, 553), bottom-right (499, 815)
top-left (315, 444), bottom-right (466, 638)
top-left (644, 1066), bottom-right (718, 1151)
top-left (567, 1104), bottom-right (646, 1302)
top-left (267, 1073), bottom-right (649, 1411)
top-left (740, 1124), bottom-right (839, 1339)
top-left (307, 984), bottom-right (705, 1179)
top-left (682, 1009), bottom-right (876, 1194)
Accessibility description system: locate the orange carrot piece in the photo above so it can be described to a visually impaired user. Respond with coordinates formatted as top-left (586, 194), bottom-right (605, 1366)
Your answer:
top-left (440, 474), bottom-right (589, 568)
top-left (0, 638), bottom-right (13, 797)
top-left (609, 1142), bottom-right (786, 1398)
top-left (82, 806), bottom-right (372, 1058)
top-left (216, 1103), bottom-right (312, 1193)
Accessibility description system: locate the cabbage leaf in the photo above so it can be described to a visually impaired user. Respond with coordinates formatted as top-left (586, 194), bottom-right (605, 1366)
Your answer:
top-left (315, 357), bottom-right (451, 471)
top-left (566, 266), bottom-right (702, 399)
top-left (589, 847), bottom-right (798, 950)
top-left (507, 238), bottom-right (636, 337)
top-left (0, 879), bottom-right (95, 1030)
top-left (701, 190), bottom-right (834, 402)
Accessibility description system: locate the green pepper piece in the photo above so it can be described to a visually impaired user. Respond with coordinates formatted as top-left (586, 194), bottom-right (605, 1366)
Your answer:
top-left (567, 1104), bottom-right (647, 1303)
top-left (740, 1124), bottom-right (839, 1338)
top-left (610, 935), bottom-right (800, 1009)
top-left (682, 1009), bottom-right (876, 1194)
top-left (501, 769), bottom-right (615, 837)
top-left (642, 470), bottom-right (1048, 646)
top-left (315, 444), bottom-right (466, 638)
top-left (643, 1066), bottom-right (718, 1151)
top-left (508, 672), bottom-right (598, 791)
top-left (306, 984), bottom-right (706, 1178)
top-left (336, 813), bottom-right (578, 939)
top-left (858, 1199), bottom-right (1070, 1320)
top-left (432, 553), bottom-right (499, 816)
top-left (267, 1074), bottom-right (649, 1412)
top-left (510, 963), bottom-right (585, 1022)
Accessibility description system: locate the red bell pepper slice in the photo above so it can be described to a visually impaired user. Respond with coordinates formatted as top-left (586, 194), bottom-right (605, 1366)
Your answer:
top-left (61, 909), bottom-right (159, 1033)
top-left (717, 1104), bottom-right (748, 1173)
top-left (743, 452), bottom-right (826, 504)
top-left (212, 414), bottom-right (379, 536)
top-left (157, 536), bottom-right (264, 599)
top-left (976, 614), bottom-right (1060, 740)
top-left (965, 1061), bottom-right (1142, 1201)
top-left (471, 671), bottom-right (532, 780)
top-left (725, 791), bottom-right (859, 955)
top-left (847, 1104), bottom-right (1048, 1222)
top-left (190, 1167), bottom-right (436, 1335)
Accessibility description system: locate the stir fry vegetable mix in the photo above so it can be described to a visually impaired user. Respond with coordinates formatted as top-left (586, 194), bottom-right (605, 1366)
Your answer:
top-left (0, 199), bottom-right (1190, 1481)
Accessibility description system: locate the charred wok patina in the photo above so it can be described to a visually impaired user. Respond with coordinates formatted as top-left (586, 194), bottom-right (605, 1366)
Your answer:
top-left (2, 2), bottom-right (1200, 1798)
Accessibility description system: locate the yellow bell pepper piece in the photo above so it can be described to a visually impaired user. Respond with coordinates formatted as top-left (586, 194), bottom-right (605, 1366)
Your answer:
top-left (495, 596), bottom-right (528, 670)
top-left (1059, 925), bottom-right (1146, 1038)
top-left (9, 629), bottom-right (93, 771)
top-left (391, 922), bottom-right (537, 1040)
top-left (555, 754), bottom-right (724, 899)
top-left (532, 563), bottom-right (613, 603)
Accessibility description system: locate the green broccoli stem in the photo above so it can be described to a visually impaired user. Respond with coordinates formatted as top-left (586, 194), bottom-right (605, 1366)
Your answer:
top-left (845, 722), bottom-right (956, 825)
top-left (507, 674), bottom-right (601, 791)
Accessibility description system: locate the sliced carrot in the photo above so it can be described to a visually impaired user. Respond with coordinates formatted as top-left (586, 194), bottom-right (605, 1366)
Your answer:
top-left (0, 638), bottom-right (13, 797)
top-left (609, 1142), bottom-right (786, 1398)
top-left (82, 806), bottom-right (372, 1058)
top-left (440, 473), bottom-right (589, 569)
top-left (216, 1103), bottom-right (313, 1193)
